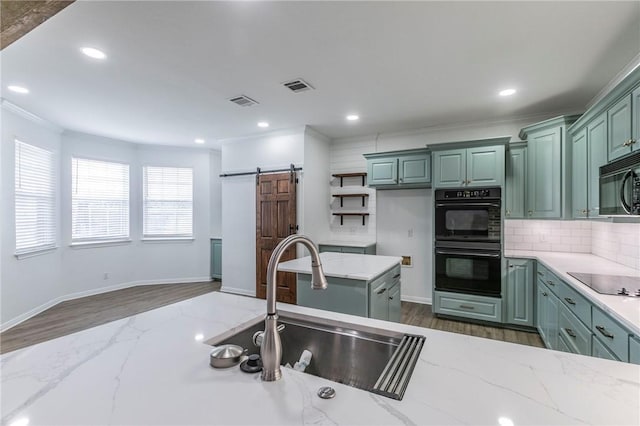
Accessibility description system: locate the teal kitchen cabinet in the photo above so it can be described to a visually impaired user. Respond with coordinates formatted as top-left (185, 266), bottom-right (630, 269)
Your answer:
top-left (210, 238), bottom-right (222, 280)
top-left (519, 115), bottom-right (579, 219)
top-left (633, 86), bottom-right (640, 153)
top-left (319, 242), bottom-right (376, 255)
top-left (607, 94), bottom-right (634, 161)
top-left (505, 144), bottom-right (527, 218)
top-left (592, 335), bottom-right (620, 362)
top-left (536, 281), bottom-right (559, 350)
top-left (505, 259), bottom-right (534, 327)
top-left (558, 301), bottom-right (592, 356)
top-left (364, 149), bottom-right (431, 189)
top-left (592, 307), bottom-right (630, 362)
top-left (432, 145), bottom-right (505, 188)
top-left (630, 336), bottom-right (640, 365)
top-left (297, 264), bottom-right (401, 322)
top-left (433, 291), bottom-right (502, 323)
top-left (571, 127), bottom-right (588, 218)
top-left (587, 113), bottom-right (608, 217)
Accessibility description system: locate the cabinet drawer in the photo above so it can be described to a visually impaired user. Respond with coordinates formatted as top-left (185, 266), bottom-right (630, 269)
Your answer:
top-left (592, 335), bottom-right (620, 362)
top-left (558, 303), bottom-right (591, 356)
top-left (319, 245), bottom-right (342, 253)
top-left (537, 264), bottom-right (561, 296)
top-left (591, 308), bottom-right (630, 362)
top-left (556, 279), bottom-right (591, 328)
top-left (630, 336), bottom-right (640, 365)
top-left (341, 246), bottom-right (365, 254)
top-left (434, 291), bottom-right (502, 323)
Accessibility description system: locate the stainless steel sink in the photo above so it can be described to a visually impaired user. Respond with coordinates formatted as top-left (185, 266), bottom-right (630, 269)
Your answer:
top-left (206, 311), bottom-right (425, 400)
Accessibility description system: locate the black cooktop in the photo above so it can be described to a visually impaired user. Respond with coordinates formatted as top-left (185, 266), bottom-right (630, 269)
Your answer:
top-left (567, 272), bottom-right (640, 297)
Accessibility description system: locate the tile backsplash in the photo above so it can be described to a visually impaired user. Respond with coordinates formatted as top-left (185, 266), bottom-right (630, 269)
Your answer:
top-left (505, 220), bottom-right (640, 270)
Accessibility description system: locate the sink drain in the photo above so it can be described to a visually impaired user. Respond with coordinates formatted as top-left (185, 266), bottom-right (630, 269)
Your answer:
top-left (317, 386), bottom-right (336, 399)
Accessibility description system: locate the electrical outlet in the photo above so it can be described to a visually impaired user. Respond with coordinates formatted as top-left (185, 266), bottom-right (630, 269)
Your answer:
top-left (103, 272), bottom-right (110, 280)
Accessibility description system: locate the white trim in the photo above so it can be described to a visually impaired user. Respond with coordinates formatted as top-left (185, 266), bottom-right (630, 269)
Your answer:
top-left (220, 286), bottom-right (256, 298)
top-left (401, 295), bottom-right (432, 305)
top-left (586, 53), bottom-right (640, 110)
top-left (0, 276), bottom-right (212, 332)
top-left (70, 239), bottom-right (132, 249)
top-left (14, 246), bottom-right (58, 259)
top-left (141, 237), bottom-right (194, 243)
top-left (1, 99), bottom-right (64, 133)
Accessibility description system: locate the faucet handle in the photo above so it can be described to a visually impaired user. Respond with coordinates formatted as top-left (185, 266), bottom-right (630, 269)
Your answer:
top-left (253, 324), bottom-right (285, 347)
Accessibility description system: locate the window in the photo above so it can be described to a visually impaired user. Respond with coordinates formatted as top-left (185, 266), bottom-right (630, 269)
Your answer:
top-left (143, 166), bottom-right (193, 238)
top-left (15, 140), bottom-right (56, 254)
top-left (72, 158), bottom-right (129, 242)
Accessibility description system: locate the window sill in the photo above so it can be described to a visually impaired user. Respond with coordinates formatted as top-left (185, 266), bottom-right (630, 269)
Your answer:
top-left (70, 239), bottom-right (132, 249)
top-left (15, 246), bottom-right (58, 260)
top-left (141, 237), bottom-right (194, 243)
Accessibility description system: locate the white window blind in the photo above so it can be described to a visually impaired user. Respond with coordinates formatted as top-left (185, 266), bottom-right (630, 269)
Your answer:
top-left (15, 140), bottom-right (56, 254)
top-left (143, 166), bottom-right (193, 238)
top-left (72, 158), bottom-right (129, 242)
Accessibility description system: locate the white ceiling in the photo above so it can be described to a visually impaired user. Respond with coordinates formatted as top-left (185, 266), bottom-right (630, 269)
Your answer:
top-left (2, 1), bottom-right (639, 149)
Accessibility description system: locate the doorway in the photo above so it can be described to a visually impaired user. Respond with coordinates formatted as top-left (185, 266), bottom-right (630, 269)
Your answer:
top-left (255, 172), bottom-right (297, 303)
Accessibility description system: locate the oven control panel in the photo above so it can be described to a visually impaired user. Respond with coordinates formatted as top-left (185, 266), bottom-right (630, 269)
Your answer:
top-left (436, 187), bottom-right (501, 200)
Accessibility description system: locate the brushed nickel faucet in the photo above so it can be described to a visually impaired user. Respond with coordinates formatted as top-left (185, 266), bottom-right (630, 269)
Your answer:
top-left (261, 234), bottom-right (328, 381)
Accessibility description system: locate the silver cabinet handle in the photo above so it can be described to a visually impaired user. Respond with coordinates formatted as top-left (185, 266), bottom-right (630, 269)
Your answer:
top-left (565, 328), bottom-right (577, 338)
top-left (376, 287), bottom-right (387, 295)
top-left (528, 210), bottom-right (533, 216)
top-left (542, 292), bottom-right (548, 296)
top-left (537, 271), bottom-right (544, 276)
top-left (393, 274), bottom-right (400, 279)
top-left (459, 304), bottom-right (475, 310)
top-left (546, 280), bottom-right (555, 286)
top-left (564, 297), bottom-right (576, 306)
top-left (596, 325), bottom-right (614, 339)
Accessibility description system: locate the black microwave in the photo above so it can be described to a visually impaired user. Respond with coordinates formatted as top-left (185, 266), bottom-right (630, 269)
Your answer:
top-left (599, 151), bottom-right (640, 216)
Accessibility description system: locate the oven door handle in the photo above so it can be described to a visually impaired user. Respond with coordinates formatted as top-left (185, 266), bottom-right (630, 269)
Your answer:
top-left (435, 202), bottom-right (501, 208)
top-left (435, 250), bottom-right (501, 258)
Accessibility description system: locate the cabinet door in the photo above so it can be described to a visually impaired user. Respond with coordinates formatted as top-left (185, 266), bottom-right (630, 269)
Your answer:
top-left (211, 239), bottom-right (222, 280)
top-left (587, 113), bottom-right (608, 216)
top-left (536, 283), bottom-right (548, 345)
top-left (536, 282), bottom-right (559, 350)
top-left (632, 86), bottom-right (640, 153)
top-left (387, 282), bottom-right (401, 323)
top-left (368, 157), bottom-right (398, 185)
top-left (466, 145), bottom-right (505, 187)
top-left (319, 244), bottom-right (342, 253)
top-left (433, 149), bottom-right (466, 188)
top-left (571, 127), bottom-right (588, 218)
top-left (527, 127), bottom-right (562, 218)
top-left (369, 281), bottom-right (389, 320)
top-left (630, 336), bottom-right (640, 365)
top-left (592, 335), bottom-right (620, 361)
top-left (506, 259), bottom-right (534, 327)
top-left (505, 146), bottom-right (526, 218)
top-left (398, 154), bottom-right (431, 185)
top-left (607, 94), bottom-right (633, 161)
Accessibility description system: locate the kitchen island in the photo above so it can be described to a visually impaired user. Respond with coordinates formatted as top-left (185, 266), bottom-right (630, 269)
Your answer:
top-left (2, 291), bottom-right (639, 425)
top-left (277, 252), bottom-right (402, 321)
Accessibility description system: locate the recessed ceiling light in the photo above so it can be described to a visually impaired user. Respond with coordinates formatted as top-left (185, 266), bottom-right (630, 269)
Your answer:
top-left (8, 85), bottom-right (29, 94)
top-left (257, 121), bottom-right (269, 128)
top-left (194, 138), bottom-right (205, 144)
top-left (346, 114), bottom-right (359, 121)
top-left (499, 88), bottom-right (517, 97)
top-left (81, 47), bottom-right (107, 60)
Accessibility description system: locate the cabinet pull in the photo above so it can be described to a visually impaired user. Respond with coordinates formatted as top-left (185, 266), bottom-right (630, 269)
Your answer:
top-left (376, 287), bottom-right (387, 295)
top-left (393, 274), bottom-right (400, 279)
top-left (528, 210), bottom-right (533, 216)
top-left (537, 271), bottom-right (544, 276)
top-left (389, 296), bottom-right (394, 300)
top-left (546, 280), bottom-right (555, 286)
top-left (542, 292), bottom-right (548, 296)
top-left (565, 328), bottom-right (577, 338)
top-left (631, 139), bottom-right (637, 145)
top-left (459, 304), bottom-right (475, 310)
top-left (596, 325), bottom-right (614, 339)
top-left (564, 297), bottom-right (576, 306)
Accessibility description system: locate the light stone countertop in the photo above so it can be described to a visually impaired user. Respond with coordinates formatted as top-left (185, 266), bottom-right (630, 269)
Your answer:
top-left (505, 250), bottom-right (640, 335)
top-left (318, 240), bottom-right (376, 248)
top-left (277, 252), bottom-right (402, 281)
top-left (1, 291), bottom-right (639, 425)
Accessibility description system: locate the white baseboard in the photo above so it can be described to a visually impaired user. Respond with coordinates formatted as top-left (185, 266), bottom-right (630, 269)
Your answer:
top-left (0, 276), bottom-right (211, 332)
top-left (401, 295), bottom-right (432, 305)
top-left (220, 286), bottom-right (256, 298)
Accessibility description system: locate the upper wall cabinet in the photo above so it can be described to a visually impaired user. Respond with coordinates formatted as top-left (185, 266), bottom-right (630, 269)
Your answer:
top-left (505, 143), bottom-right (527, 218)
top-left (432, 143), bottom-right (506, 189)
top-left (519, 115), bottom-right (579, 219)
top-left (363, 149), bottom-right (431, 189)
top-left (608, 94), bottom-right (633, 161)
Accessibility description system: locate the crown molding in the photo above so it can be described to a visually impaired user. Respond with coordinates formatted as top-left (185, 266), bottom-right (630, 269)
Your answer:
top-left (1, 99), bottom-right (63, 133)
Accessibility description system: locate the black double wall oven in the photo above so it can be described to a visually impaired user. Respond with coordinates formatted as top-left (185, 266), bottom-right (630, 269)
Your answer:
top-left (434, 188), bottom-right (502, 298)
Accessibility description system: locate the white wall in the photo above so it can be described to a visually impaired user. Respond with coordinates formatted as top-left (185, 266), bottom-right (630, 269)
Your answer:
top-left (1, 110), bottom-right (220, 328)
top-left (220, 128), bottom-right (306, 296)
top-left (301, 128), bottom-right (331, 245)
top-left (210, 150), bottom-right (222, 237)
top-left (377, 189), bottom-right (432, 303)
top-left (1, 106), bottom-right (63, 326)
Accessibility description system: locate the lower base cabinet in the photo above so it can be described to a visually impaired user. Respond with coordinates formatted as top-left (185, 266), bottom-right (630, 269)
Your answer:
top-left (506, 259), bottom-right (534, 327)
top-left (536, 282), bottom-right (559, 350)
top-left (630, 336), bottom-right (640, 364)
top-left (592, 335), bottom-right (620, 361)
top-left (433, 291), bottom-right (502, 323)
top-left (296, 264), bottom-right (401, 322)
top-left (210, 238), bottom-right (222, 280)
top-left (319, 243), bottom-right (376, 255)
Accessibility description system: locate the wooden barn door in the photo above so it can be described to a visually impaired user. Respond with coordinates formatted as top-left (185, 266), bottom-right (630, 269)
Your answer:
top-left (256, 172), bottom-right (297, 303)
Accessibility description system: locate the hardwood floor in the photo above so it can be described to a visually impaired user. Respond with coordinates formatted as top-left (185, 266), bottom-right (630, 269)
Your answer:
top-left (0, 281), bottom-right (221, 354)
top-left (401, 301), bottom-right (545, 348)
top-left (1, 282), bottom-right (544, 354)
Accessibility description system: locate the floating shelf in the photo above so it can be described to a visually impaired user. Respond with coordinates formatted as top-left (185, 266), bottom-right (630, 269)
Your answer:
top-left (332, 172), bottom-right (367, 187)
top-left (332, 193), bottom-right (369, 207)
top-left (332, 212), bottom-right (370, 226)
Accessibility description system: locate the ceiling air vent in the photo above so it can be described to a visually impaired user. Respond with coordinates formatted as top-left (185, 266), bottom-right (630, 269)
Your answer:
top-left (228, 95), bottom-right (259, 107)
top-left (283, 78), bottom-right (314, 93)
